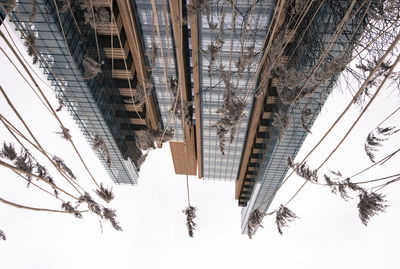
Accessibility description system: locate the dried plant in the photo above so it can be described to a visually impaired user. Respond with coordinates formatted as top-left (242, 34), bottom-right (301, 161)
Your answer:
top-left (0, 138), bottom-right (122, 232)
top-left (0, 142), bottom-right (17, 160)
top-left (236, 45), bottom-right (255, 79)
top-left (55, 96), bottom-right (64, 112)
top-left (93, 134), bottom-right (111, 167)
top-left (135, 152), bottom-right (147, 171)
top-left (286, 155), bottom-right (294, 168)
top-left (286, 157), bottom-right (318, 182)
top-left (301, 101), bottom-right (313, 133)
top-left (146, 40), bottom-right (159, 71)
top-left (1, 143), bottom-right (60, 193)
top-left (215, 125), bottom-right (228, 155)
top-left (274, 67), bottom-right (314, 104)
top-left (58, 0), bottom-right (69, 13)
top-left (95, 7), bottom-right (110, 23)
top-left (168, 76), bottom-right (179, 116)
top-left (202, 42), bottom-right (221, 77)
top-left (323, 169), bottom-right (364, 200)
top-left (213, 68), bottom-right (246, 154)
top-left (135, 129), bottom-right (156, 151)
top-left (186, 0), bottom-right (210, 15)
top-left (102, 207), bottom-right (122, 231)
top-left (78, 192), bottom-right (102, 216)
top-left (168, 76), bottom-right (178, 95)
top-left (273, 57), bottom-right (346, 106)
top-left (2, 0), bottom-right (16, 13)
top-left (183, 206), bottom-right (197, 237)
top-left (255, 72), bottom-right (270, 99)
top-left (10, 147), bottom-right (38, 184)
top-left (255, 31), bottom-right (285, 98)
top-left (35, 163), bottom-right (48, 178)
top-left (35, 163), bottom-right (58, 197)
top-left (77, 193), bottom-right (122, 230)
top-left (135, 127), bottom-right (174, 151)
top-left (79, 0), bottom-right (110, 28)
top-left (79, 0), bottom-right (94, 26)
top-left (56, 125), bottom-right (71, 141)
top-left (61, 202), bottom-right (82, 218)
top-left (182, 102), bottom-right (193, 126)
top-left (320, 168), bottom-right (388, 225)
top-left (215, 8), bottom-right (225, 48)
top-left (354, 59), bottom-right (394, 105)
top-left (187, 0), bottom-right (215, 29)
top-left (247, 209), bottom-right (267, 239)
top-left (275, 205), bottom-right (298, 235)
top-left (28, 0), bottom-right (38, 22)
top-left (52, 155), bottom-right (76, 179)
top-left (0, 229), bottom-right (6, 241)
top-left (324, 174), bottom-right (350, 200)
top-left (95, 183), bottom-right (114, 203)
top-left (24, 32), bottom-right (38, 65)
top-left (159, 128), bottom-right (174, 144)
top-left (213, 93), bottom-right (246, 153)
top-left (205, 5), bottom-right (217, 30)
top-left (364, 126), bottom-right (399, 162)
top-left (82, 55), bottom-right (102, 79)
top-left (358, 191), bottom-right (387, 226)
top-left (272, 109), bottom-right (290, 142)
top-left (14, 148), bottom-right (34, 180)
top-left (168, 76), bottom-right (192, 125)
top-left (134, 79), bottom-right (153, 105)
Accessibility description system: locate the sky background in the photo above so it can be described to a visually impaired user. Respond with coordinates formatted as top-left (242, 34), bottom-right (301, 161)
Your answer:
top-left (1, 20), bottom-right (400, 269)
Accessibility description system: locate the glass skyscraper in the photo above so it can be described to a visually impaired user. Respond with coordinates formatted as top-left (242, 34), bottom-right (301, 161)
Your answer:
top-left (3, 0), bottom-right (368, 231)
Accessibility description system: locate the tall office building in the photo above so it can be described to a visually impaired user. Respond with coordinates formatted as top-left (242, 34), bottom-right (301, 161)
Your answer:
top-left (2, 0), bottom-right (370, 231)
top-left (2, 0), bottom-right (164, 184)
top-left (235, 1), bottom-right (369, 234)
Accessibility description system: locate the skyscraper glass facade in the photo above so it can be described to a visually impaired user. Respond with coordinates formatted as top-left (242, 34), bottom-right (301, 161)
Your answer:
top-left (199, 0), bottom-right (275, 181)
top-left (240, 0), bottom-right (369, 233)
top-left (134, 0), bottom-right (184, 142)
top-left (8, 0), bottom-right (138, 184)
top-left (240, 82), bottom-right (332, 233)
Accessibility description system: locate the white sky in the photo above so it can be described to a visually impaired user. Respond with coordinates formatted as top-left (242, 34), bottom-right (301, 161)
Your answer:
top-left (0, 21), bottom-right (400, 269)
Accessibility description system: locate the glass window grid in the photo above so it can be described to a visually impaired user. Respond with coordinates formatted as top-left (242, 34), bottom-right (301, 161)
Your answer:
top-left (199, 1), bottom-right (275, 181)
top-left (11, 0), bottom-right (139, 184)
top-left (135, 0), bottom-right (184, 141)
top-left (241, 38), bottom-right (344, 232)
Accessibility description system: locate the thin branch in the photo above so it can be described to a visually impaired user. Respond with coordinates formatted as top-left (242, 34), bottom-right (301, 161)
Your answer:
top-left (0, 196), bottom-right (86, 214)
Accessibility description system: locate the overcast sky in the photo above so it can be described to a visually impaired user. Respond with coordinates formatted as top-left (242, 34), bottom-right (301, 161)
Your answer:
top-left (0, 21), bottom-right (400, 269)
